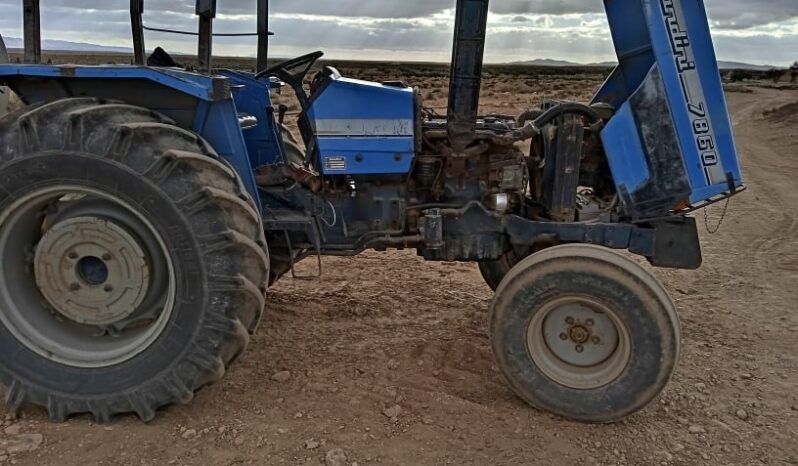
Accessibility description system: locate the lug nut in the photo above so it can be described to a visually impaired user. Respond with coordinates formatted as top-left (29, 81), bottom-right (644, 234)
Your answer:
top-left (104, 285), bottom-right (114, 293)
top-left (586, 319), bottom-right (595, 327)
top-left (559, 333), bottom-right (568, 341)
top-left (102, 253), bottom-right (112, 261)
top-left (69, 283), bottom-right (81, 291)
top-left (68, 252), bottom-right (79, 260)
top-left (592, 337), bottom-right (601, 344)
top-left (565, 317), bottom-right (575, 325)
top-left (575, 345), bottom-right (584, 353)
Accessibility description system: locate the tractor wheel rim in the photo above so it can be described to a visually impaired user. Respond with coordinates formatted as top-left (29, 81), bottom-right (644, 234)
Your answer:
top-left (526, 296), bottom-right (631, 390)
top-left (0, 185), bottom-right (175, 368)
top-left (33, 216), bottom-right (151, 326)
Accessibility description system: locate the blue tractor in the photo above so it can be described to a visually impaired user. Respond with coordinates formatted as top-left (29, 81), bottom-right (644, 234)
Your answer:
top-left (0, 0), bottom-right (743, 423)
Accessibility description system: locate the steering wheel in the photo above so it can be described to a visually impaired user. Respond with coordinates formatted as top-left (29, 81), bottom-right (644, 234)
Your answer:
top-left (255, 51), bottom-right (324, 108)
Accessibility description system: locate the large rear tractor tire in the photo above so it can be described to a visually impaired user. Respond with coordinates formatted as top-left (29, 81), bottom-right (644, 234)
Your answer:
top-left (489, 244), bottom-right (680, 423)
top-left (0, 98), bottom-right (269, 422)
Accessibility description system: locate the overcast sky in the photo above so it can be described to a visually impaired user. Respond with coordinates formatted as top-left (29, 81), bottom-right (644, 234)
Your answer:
top-left (0, 1), bottom-right (796, 65)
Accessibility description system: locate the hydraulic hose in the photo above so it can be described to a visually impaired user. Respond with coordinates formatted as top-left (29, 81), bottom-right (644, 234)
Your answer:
top-left (505, 103), bottom-right (603, 144)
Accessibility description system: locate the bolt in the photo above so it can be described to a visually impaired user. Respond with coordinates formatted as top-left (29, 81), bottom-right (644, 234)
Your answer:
top-left (575, 345), bottom-right (584, 353)
top-left (68, 252), bottom-right (79, 260)
top-left (104, 285), bottom-right (114, 293)
top-left (559, 333), bottom-right (568, 341)
top-left (592, 337), bottom-right (601, 344)
top-left (586, 319), bottom-right (595, 327)
top-left (69, 282), bottom-right (81, 291)
top-left (565, 317), bottom-right (575, 325)
top-left (102, 253), bottom-right (112, 261)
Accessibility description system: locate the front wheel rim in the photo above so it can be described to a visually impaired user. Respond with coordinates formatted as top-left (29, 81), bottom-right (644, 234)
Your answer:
top-left (526, 296), bottom-right (631, 390)
top-left (0, 185), bottom-right (176, 368)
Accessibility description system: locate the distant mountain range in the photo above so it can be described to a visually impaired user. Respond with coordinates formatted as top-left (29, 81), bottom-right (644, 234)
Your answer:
top-left (513, 58), bottom-right (616, 68)
top-left (0, 36), bottom-right (784, 71)
top-left (2, 36), bottom-right (132, 54)
top-left (513, 58), bottom-right (780, 71)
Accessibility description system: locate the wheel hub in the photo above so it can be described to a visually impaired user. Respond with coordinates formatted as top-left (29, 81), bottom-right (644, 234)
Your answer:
top-left (542, 302), bottom-right (620, 368)
top-left (526, 296), bottom-right (631, 390)
top-left (33, 217), bottom-right (150, 326)
top-left (568, 324), bottom-right (591, 344)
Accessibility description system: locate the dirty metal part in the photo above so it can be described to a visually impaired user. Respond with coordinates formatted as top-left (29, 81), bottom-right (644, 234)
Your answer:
top-left (0, 33), bottom-right (8, 116)
top-left (33, 216), bottom-right (151, 326)
top-left (526, 296), bottom-right (630, 390)
top-left (0, 186), bottom-right (175, 368)
top-left (23, 0), bottom-right (41, 64)
top-left (130, 0), bottom-right (145, 65)
top-left (0, 33), bottom-right (7, 63)
top-left (545, 114), bottom-right (585, 222)
top-left (196, 0), bottom-right (215, 74)
top-left (503, 103), bottom-right (602, 145)
top-left (488, 193), bottom-right (509, 212)
top-left (256, 0), bottom-right (269, 73)
top-left (447, 0), bottom-right (490, 153)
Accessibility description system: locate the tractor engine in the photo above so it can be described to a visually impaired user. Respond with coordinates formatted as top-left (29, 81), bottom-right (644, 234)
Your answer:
top-left (413, 115), bottom-right (527, 212)
top-left (267, 0), bottom-right (618, 264)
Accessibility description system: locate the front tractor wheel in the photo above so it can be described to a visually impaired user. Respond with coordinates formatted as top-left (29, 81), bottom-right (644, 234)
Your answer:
top-left (0, 98), bottom-right (269, 422)
top-left (489, 244), bottom-right (680, 423)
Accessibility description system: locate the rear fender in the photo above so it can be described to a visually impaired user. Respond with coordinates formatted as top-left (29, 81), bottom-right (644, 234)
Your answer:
top-left (0, 64), bottom-right (261, 208)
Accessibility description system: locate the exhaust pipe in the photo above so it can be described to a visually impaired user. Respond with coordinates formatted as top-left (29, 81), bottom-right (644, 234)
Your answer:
top-left (447, 0), bottom-right (490, 153)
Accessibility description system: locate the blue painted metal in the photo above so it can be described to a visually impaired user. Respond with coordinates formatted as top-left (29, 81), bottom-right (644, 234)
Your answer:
top-left (218, 69), bottom-right (285, 168)
top-left (0, 64), bottom-right (262, 208)
top-left (308, 77), bottom-right (416, 175)
top-left (595, 0), bottom-right (744, 211)
top-left (317, 137), bottom-right (414, 175)
top-left (194, 98), bottom-right (262, 209)
top-left (600, 104), bottom-right (652, 196)
top-left (0, 64), bottom-right (223, 100)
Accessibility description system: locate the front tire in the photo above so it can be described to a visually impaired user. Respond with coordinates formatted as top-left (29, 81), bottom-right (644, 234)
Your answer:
top-left (0, 98), bottom-right (269, 422)
top-left (489, 244), bottom-right (680, 423)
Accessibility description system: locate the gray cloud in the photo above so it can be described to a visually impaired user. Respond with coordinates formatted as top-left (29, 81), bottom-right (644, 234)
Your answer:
top-left (0, 0), bottom-right (795, 65)
top-left (0, 0), bottom-right (795, 27)
top-left (706, 0), bottom-right (798, 29)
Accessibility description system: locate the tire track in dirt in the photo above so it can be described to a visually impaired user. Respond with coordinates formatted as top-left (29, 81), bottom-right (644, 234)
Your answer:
top-left (727, 89), bottom-right (798, 275)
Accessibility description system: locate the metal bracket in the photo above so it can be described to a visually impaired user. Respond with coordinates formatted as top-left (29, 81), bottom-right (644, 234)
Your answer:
top-left (130, 0), bottom-right (145, 66)
top-left (196, 0), bottom-right (216, 74)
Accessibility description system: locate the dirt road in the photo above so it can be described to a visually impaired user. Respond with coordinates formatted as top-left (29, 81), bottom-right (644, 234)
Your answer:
top-left (1, 84), bottom-right (797, 466)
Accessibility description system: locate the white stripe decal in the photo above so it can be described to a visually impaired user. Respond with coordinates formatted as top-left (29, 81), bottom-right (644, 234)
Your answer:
top-left (315, 119), bottom-right (414, 137)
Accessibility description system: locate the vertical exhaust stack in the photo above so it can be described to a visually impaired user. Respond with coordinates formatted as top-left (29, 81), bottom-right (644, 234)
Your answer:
top-left (447, 0), bottom-right (490, 153)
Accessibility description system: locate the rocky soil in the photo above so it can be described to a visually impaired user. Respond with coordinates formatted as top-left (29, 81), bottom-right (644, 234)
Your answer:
top-left (0, 66), bottom-right (796, 466)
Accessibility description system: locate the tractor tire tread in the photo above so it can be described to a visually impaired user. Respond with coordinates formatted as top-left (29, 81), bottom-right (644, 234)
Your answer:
top-left (0, 98), bottom-right (269, 423)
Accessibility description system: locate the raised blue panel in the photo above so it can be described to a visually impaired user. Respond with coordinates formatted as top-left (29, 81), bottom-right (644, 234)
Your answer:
top-left (597, 0), bottom-right (744, 218)
top-left (309, 77), bottom-right (415, 175)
